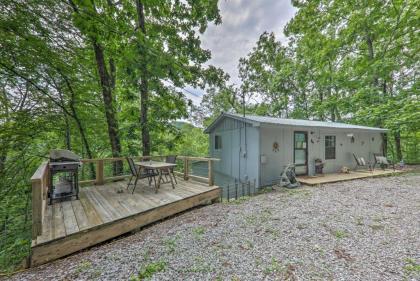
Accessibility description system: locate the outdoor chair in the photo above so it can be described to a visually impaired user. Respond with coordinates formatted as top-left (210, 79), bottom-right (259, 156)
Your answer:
top-left (162, 155), bottom-right (178, 184)
top-left (353, 153), bottom-right (374, 171)
top-left (374, 154), bottom-right (395, 170)
top-left (126, 157), bottom-right (158, 194)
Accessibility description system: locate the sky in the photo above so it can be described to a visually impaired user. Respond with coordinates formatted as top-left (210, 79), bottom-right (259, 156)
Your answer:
top-left (184, 0), bottom-right (297, 105)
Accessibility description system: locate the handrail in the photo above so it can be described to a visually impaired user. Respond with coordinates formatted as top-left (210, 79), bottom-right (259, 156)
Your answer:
top-left (80, 155), bottom-right (219, 162)
top-left (80, 155), bottom-right (219, 186)
top-left (31, 161), bottom-right (49, 239)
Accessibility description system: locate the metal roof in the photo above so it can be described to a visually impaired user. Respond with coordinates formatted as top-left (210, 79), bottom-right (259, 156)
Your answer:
top-left (204, 112), bottom-right (388, 133)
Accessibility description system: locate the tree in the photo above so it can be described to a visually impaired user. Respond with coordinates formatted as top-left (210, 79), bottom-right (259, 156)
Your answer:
top-left (0, 0), bottom-right (223, 271)
top-left (239, 0), bottom-right (419, 161)
top-left (124, 0), bottom-right (221, 155)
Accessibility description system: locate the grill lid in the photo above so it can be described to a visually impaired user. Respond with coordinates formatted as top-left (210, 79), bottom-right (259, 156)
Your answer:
top-left (49, 149), bottom-right (81, 163)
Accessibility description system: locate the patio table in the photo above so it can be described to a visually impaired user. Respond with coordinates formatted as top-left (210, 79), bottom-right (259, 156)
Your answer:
top-left (134, 161), bottom-right (177, 193)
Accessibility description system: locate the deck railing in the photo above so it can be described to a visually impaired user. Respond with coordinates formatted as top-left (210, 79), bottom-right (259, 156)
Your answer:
top-left (31, 161), bottom-right (49, 239)
top-left (30, 155), bottom-right (219, 239)
top-left (80, 156), bottom-right (219, 186)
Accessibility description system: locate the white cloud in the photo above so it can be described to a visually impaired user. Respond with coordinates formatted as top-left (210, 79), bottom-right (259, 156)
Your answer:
top-left (202, 0), bottom-right (296, 84)
top-left (184, 0), bottom-right (296, 105)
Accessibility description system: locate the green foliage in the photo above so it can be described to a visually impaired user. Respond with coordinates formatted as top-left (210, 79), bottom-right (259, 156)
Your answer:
top-left (202, 0), bottom-right (419, 163)
top-left (263, 258), bottom-right (283, 276)
top-left (163, 234), bottom-right (179, 254)
top-left (192, 226), bottom-right (205, 239)
top-left (333, 230), bottom-right (348, 239)
top-left (403, 258), bottom-right (420, 274)
top-left (75, 260), bottom-right (93, 274)
top-left (131, 260), bottom-right (167, 281)
top-left (0, 0), bottom-right (220, 272)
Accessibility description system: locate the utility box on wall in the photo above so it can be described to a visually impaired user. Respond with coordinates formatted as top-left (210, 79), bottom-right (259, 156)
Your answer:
top-left (260, 154), bottom-right (267, 164)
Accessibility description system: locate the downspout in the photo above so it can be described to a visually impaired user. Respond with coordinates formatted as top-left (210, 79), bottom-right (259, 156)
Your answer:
top-left (242, 91), bottom-right (248, 182)
top-left (238, 122), bottom-right (241, 181)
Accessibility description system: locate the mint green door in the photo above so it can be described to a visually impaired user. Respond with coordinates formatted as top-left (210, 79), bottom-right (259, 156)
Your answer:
top-left (294, 131), bottom-right (308, 175)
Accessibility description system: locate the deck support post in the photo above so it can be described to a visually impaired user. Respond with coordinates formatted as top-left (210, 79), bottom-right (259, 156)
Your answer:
top-left (208, 159), bottom-right (214, 186)
top-left (31, 162), bottom-right (49, 239)
top-left (183, 157), bottom-right (189, 181)
top-left (32, 179), bottom-right (43, 238)
top-left (95, 160), bottom-right (104, 185)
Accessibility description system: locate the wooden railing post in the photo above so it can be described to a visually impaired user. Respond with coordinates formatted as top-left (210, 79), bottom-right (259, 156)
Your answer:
top-left (31, 178), bottom-right (42, 239)
top-left (95, 159), bottom-right (104, 185)
top-left (208, 159), bottom-right (214, 186)
top-left (31, 162), bottom-right (48, 239)
top-left (183, 157), bottom-right (189, 181)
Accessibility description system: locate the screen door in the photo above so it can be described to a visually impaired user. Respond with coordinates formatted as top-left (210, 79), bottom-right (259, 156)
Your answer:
top-left (294, 131), bottom-right (308, 175)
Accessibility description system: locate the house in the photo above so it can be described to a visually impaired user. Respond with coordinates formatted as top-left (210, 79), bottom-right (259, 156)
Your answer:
top-left (204, 112), bottom-right (387, 187)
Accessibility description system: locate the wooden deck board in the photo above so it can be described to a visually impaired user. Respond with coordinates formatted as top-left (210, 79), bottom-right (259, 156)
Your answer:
top-left (61, 201), bottom-right (79, 235)
top-left (79, 192), bottom-right (103, 227)
top-left (31, 178), bottom-right (220, 267)
top-left (91, 187), bottom-right (125, 219)
top-left (83, 188), bottom-right (117, 223)
top-left (95, 186), bottom-right (132, 217)
top-left (52, 204), bottom-right (66, 240)
top-left (71, 200), bottom-right (90, 231)
top-left (297, 169), bottom-right (404, 185)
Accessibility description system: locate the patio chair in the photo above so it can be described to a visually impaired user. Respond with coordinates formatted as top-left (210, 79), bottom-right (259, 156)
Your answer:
top-left (162, 155), bottom-right (177, 184)
top-left (373, 154), bottom-right (395, 170)
top-left (353, 153), bottom-right (374, 171)
top-left (126, 157), bottom-right (158, 194)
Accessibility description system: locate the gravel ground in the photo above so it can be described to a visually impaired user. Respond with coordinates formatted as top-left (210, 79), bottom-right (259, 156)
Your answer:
top-left (5, 172), bottom-right (420, 281)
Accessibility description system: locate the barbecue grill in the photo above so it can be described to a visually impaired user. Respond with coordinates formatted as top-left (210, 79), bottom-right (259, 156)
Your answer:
top-left (48, 149), bottom-right (81, 204)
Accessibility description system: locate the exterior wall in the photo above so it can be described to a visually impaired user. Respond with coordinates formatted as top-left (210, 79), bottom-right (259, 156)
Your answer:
top-left (209, 118), bottom-right (260, 187)
top-left (208, 116), bottom-right (385, 188)
top-left (259, 125), bottom-right (384, 186)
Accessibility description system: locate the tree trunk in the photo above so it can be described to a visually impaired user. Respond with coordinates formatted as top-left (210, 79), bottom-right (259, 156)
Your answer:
top-left (92, 41), bottom-right (123, 174)
top-left (318, 91), bottom-right (324, 121)
top-left (0, 90), bottom-right (8, 176)
top-left (366, 32), bottom-right (379, 99)
top-left (0, 149), bottom-right (6, 177)
top-left (394, 131), bottom-right (402, 161)
top-left (69, 0), bottom-right (122, 175)
top-left (53, 71), bottom-right (96, 177)
top-left (68, 100), bottom-right (95, 176)
top-left (64, 116), bottom-right (71, 150)
top-left (136, 0), bottom-right (150, 156)
top-left (58, 88), bottom-right (72, 150)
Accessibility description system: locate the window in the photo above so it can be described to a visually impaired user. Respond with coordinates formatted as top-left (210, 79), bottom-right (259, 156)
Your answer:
top-left (325, 136), bottom-right (336, 160)
top-left (215, 135), bottom-right (222, 150)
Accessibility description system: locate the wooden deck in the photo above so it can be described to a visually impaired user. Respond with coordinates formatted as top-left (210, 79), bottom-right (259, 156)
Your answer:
top-left (297, 169), bottom-right (405, 186)
top-left (30, 178), bottom-right (220, 266)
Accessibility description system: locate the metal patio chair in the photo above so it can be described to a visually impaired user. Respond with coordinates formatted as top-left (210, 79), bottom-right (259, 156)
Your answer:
top-left (161, 155), bottom-right (177, 184)
top-left (353, 153), bottom-right (374, 171)
top-left (126, 157), bottom-right (158, 194)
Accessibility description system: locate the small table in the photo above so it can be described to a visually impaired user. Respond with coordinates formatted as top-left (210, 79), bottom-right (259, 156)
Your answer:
top-left (134, 161), bottom-right (177, 193)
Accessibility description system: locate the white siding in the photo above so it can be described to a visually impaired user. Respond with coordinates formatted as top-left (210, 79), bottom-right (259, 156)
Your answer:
top-left (259, 125), bottom-right (384, 185)
top-left (209, 118), bottom-right (260, 187)
top-left (208, 116), bottom-right (384, 188)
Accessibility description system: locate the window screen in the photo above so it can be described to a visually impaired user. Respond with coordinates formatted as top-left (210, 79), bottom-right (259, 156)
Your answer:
top-left (325, 136), bottom-right (336, 160)
top-left (215, 135), bottom-right (222, 150)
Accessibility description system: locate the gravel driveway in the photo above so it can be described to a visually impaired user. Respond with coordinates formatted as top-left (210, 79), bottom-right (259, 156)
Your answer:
top-left (6, 173), bottom-right (420, 280)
